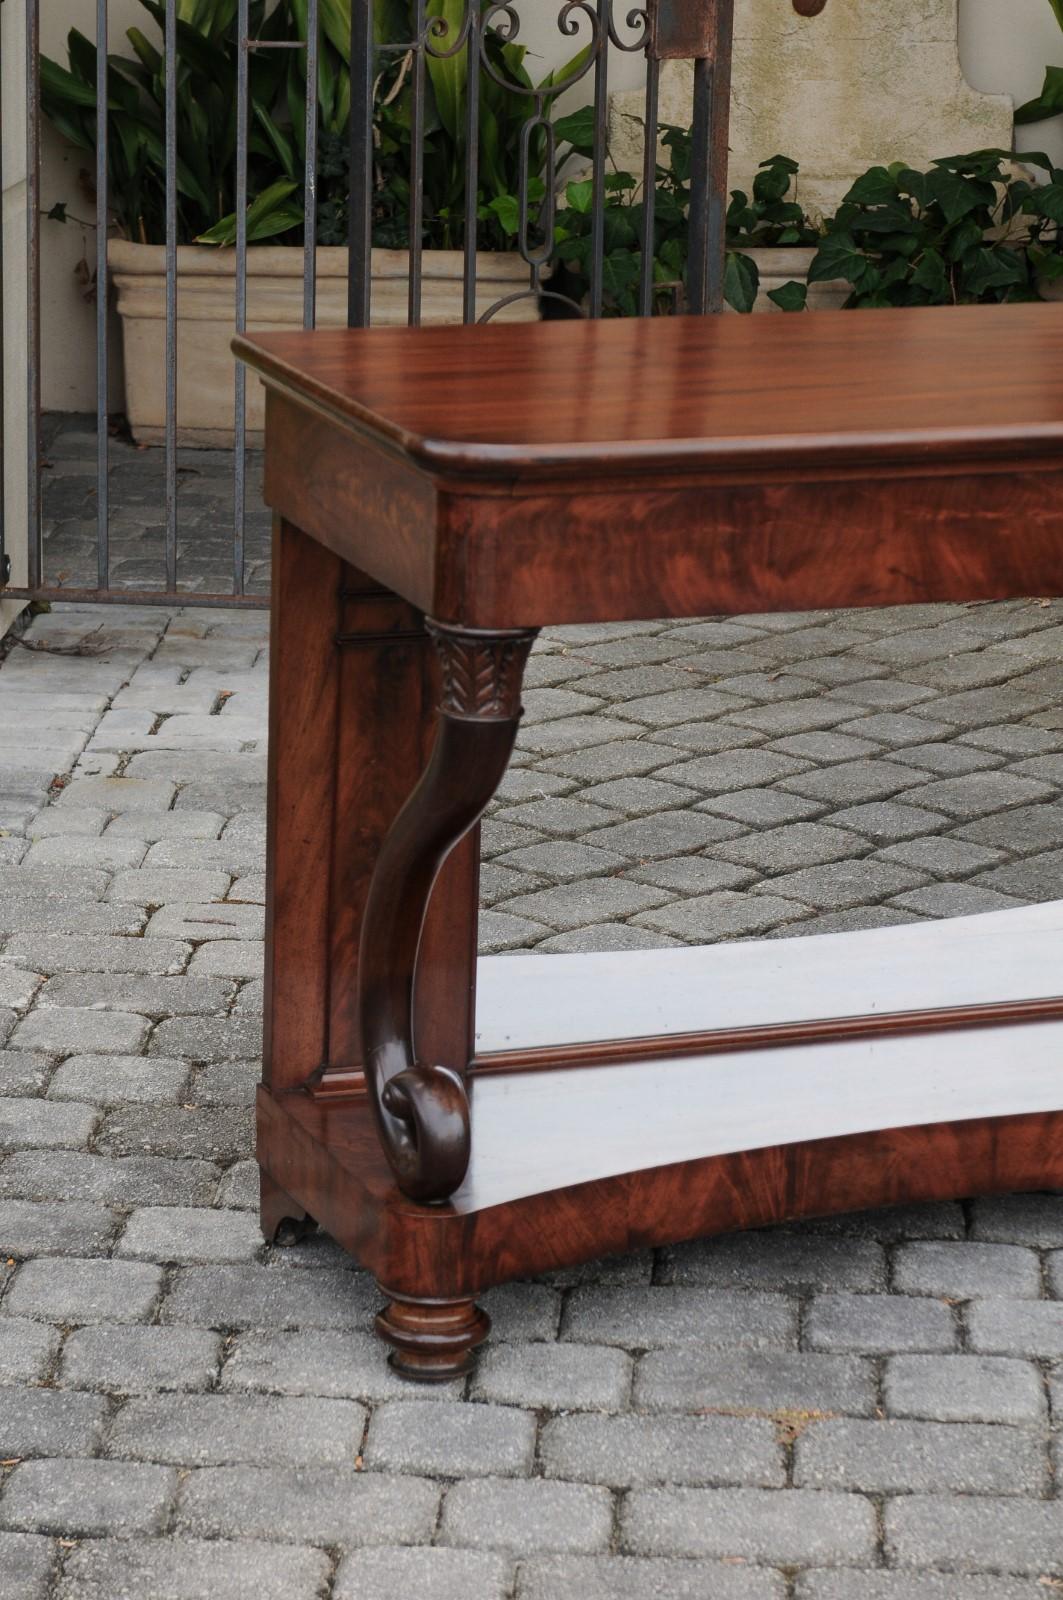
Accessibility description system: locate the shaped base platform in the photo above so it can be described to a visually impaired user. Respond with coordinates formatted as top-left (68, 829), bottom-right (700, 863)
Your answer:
top-left (258, 905), bottom-right (1063, 1376)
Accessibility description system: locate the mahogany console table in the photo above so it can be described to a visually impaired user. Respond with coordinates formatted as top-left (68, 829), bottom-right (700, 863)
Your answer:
top-left (237, 303), bottom-right (1063, 1381)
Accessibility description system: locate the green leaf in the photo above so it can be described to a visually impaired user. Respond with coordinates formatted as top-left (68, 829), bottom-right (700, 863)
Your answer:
top-left (766, 279), bottom-right (808, 312)
top-left (553, 106), bottom-right (597, 157)
top-left (197, 178), bottom-right (301, 245)
top-left (487, 192), bottom-right (520, 236)
top-left (39, 55), bottom-right (98, 108)
top-left (1016, 64), bottom-right (1063, 124)
top-left (565, 178), bottom-right (594, 215)
top-left (753, 158), bottom-right (795, 205)
top-left (910, 249), bottom-right (949, 298)
top-left (601, 249), bottom-right (639, 305)
top-left (923, 168), bottom-right (995, 225)
top-left (253, 101), bottom-right (298, 182)
top-left (808, 232), bottom-right (874, 287)
top-left (844, 166), bottom-right (898, 206)
top-left (1031, 182), bottom-right (1063, 224)
top-left (961, 246), bottom-right (1027, 298)
top-left (425, 0), bottom-right (468, 142)
top-left (723, 250), bottom-right (759, 313)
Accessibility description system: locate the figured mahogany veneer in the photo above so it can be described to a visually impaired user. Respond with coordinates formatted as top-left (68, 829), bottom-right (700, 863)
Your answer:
top-left (238, 305), bottom-right (1063, 1379)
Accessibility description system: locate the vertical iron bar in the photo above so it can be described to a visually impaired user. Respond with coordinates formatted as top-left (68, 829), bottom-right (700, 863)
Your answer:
top-left (233, 0), bottom-right (250, 597)
top-left (302, 0), bottom-right (319, 329)
top-left (462, 4), bottom-right (480, 324)
top-left (95, 0), bottom-right (109, 588)
top-left (588, 0), bottom-right (610, 317)
top-left (407, 1), bottom-right (426, 326)
top-left (638, 53), bottom-right (659, 317)
top-left (0, 2), bottom-right (6, 582)
top-left (347, 0), bottom-right (373, 327)
top-left (26, 0), bottom-right (41, 590)
top-left (706, 0), bottom-right (735, 315)
top-left (685, 55), bottom-right (712, 316)
top-left (164, 0), bottom-right (178, 591)
top-left (686, 0), bottom-right (734, 316)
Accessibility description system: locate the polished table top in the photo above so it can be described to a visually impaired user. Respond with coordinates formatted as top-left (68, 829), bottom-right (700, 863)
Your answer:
top-left (236, 302), bottom-right (1063, 482)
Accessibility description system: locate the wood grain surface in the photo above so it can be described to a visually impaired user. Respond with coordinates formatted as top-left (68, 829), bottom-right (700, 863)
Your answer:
top-left (237, 303), bottom-right (1063, 480)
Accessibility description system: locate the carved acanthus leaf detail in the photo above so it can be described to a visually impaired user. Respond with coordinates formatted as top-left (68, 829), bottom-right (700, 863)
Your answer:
top-left (429, 623), bottom-right (537, 721)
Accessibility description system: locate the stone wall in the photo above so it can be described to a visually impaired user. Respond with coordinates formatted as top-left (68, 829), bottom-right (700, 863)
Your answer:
top-left (613, 0), bottom-right (1014, 216)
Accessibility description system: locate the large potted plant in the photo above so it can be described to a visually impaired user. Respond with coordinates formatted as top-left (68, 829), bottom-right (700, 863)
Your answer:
top-left (41, 0), bottom-right (573, 445)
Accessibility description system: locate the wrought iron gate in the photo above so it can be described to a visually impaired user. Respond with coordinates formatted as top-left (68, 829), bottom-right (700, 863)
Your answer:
top-left (1, 0), bottom-right (733, 610)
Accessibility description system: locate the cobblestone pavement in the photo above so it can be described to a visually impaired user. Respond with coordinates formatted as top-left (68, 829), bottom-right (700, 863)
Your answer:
top-left (40, 416), bottom-right (271, 596)
top-left (2, 439), bottom-right (1063, 1594)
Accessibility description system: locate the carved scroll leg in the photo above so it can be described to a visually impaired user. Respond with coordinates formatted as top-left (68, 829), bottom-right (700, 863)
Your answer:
top-left (375, 1286), bottom-right (490, 1382)
top-left (358, 622), bottom-right (538, 1204)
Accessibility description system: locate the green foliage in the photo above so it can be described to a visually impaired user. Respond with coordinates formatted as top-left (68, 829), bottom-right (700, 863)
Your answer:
top-left (808, 149), bottom-right (1063, 308)
top-left (41, 0), bottom-right (308, 245)
top-left (1016, 0), bottom-right (1063, 124)
top-left (40, 0), bottom-right (586, 252)
top-left (490, 140), bottom-right (815, 316)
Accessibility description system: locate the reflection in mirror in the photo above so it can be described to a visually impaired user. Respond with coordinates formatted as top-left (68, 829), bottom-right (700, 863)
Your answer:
top-left (473, 599), bottom-right (1063, 1064)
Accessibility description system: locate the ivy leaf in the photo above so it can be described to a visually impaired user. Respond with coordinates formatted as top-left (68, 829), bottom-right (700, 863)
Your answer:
top-left (895, 167), bottom-right (932, 210)
top-left (961, 247), bottom-right (1026, 298)
top-left (723, 250), bottom-right (760, 314)
top-left (808, 232), bottom-right (874, 287)
top-left (945, 217), bottom-right (985, 263)
top-left (924, 168), bottom-right (996, 224)
top-left (601, 249), bottom-right (640, 304)
top-left (565, 179), bottom-right (594, 215)
top-left (753, 160), bottom-right (795, 205)
top-left (766, 279), bottom-right (808, 312)
top-left (486, 193), bottom-right (520, 236)
top-left (552, 106), bottom-right (596, 157)
top-left (1030, 244), bottom-right (1063, 282)
top-left (909, 249), bottom-right (947, 300)
top-left (1016, 64), bottom-right (1063, 125)
top-left (844, 166), bottom-right (898, 206)
top-left (1031, 182), bottom-right (1063, 225)
top-left (47, 201), bottom-right (70, 223)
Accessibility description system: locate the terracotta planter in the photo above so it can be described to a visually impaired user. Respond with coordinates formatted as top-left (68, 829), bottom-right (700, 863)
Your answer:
top-left (109, 242), bottom-right (539, 448)
top-left (743, 246), bottom-right (847, 313)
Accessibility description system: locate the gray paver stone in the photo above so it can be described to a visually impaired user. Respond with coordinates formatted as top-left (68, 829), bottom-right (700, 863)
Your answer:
top-left (334, 1548), bottom-right (511, 1600)
top-left (621, 1486), bottom-right (876, 1563)
top-left (5, 1256), bottom-right (163, 1323)
top-left (561, 1285), bottom-right (796, 1350)
top-left (540, 1412), bottom-right (785, 1488)
top-left (635, 1350), bottom-right (876, 1415)
top-left (61, 1324), bottom-right (223, 1393)
top-left (0, 1458), bottom-right (176, 1537)
top-left (0, 1318), bottom-right (61, 1384)
top-left (885, 1494), bottom-right (1063, 1575)
top-left (365, 1401), bottom-right (536, 1477)
top-left (176, 1464), bottom-right (439, 1545)
top-left (893, 1240), bottom-right (1041, 1299)
top-left (56, 1536), bottom-right (331, 1600)
top-left (472, 1343), bottom-right (631, 1411)
top-left (441, 1477), bottom-right (614, 1555)
top-left (884, 1354), bottom-right (1046, 1423)
top-left (794, 1417), bottom-right (1046, 1494)
top-left (517, 1555), bottom-right (785, 1600)
top-left (0, 1532), bottom-right (54, 1600)
top-left (0, 1199), bottom-right (118, 1256)
top-left (107, 1392), bottom-right (366, 1467)
top-left (0, 1386), bottom-right (107, 1458)
top-left (804, 1294), bottom-right (957, 1354)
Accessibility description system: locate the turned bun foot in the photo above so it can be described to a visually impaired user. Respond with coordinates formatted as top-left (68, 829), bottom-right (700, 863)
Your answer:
top-left (259, 1168), bottom-right (315, 1244)
top-left (375, 1288), bottom-right (490, 1382)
